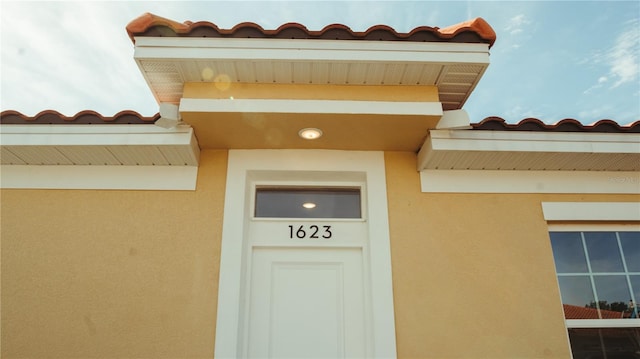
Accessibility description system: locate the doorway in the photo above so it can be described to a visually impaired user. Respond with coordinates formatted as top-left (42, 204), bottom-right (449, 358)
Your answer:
top-left (245, 186), bottom-right (369, 357)
top-left (215, 150), bottom-right (397, 359)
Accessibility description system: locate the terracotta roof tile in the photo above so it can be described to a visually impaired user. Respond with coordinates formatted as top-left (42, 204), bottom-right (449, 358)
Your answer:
top-left (563, 304), bottom-right (629, 319)
top-left (4, 111), bottom-right (637, 133)
top-left (126, 13), bottom-right (496, 47)
top-left (0, 110), bottom-right (158, 125)
top-left (472, 116), bottom-right (640, 133)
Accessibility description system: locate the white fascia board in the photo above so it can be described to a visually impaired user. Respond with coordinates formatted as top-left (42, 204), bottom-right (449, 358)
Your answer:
top-left (0, 125), bottom-right (195, 146)
top-left (133, 37), bottom-right (490, 64)
top-left (134, 37), bottom-right (490, 53)
top-left (0, 165), bottom-right (198, 190)
top-left (180, 98), bottom-right (443, 117)
top-left (542, 202), bottom-right (640, 221)
top-left (423, 129), bottom-right (640, 157)
top-left (419, 170), bottom-right (640, 194)
top-left (566, 319), bottom-right (640, 328)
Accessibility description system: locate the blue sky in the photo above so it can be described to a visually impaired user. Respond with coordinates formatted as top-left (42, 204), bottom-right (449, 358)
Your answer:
top-left (1, 1), bottom-right (638, 124)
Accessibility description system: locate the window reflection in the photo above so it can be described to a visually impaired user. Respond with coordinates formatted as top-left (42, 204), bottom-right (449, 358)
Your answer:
top-left (550, 232), bottom-right (588, 273)
top-left (592, 276), bottom-right (633, 318)
top-left (550, 231), bottom-right (640, 320)
top-left (255, 187), bottom-right (361, 219)
top-left (630, 276), bottom-right (640, 319)
top-left (620, 232), bottom-right (640, 272)
top-left (558, 277), bottom-right (596, 318)
top-left (584, 232), bottom-right (624, 272)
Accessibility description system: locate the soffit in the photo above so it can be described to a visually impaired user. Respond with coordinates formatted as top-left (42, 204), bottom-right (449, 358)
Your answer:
top-left (418, 127), bottom-right (640, 172)
top-left (0, 111), bottom-right (199, 166)
top-left (133, 39), bottom-right (489, 111)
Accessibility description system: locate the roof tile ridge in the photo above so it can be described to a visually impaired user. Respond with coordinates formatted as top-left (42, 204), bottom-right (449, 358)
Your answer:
top-left (315, 23), bottom-right (358, 37)
top-left (584, 118), bottom-right (624, 128)
top-left (624, 120), bottom-right (640, 128)
top-left (68, 109), bottom-right (118, 122)
top-left (438, 17), bottom-right (496, 47)
top-left (274, 22), bottom-right (311, 33)
top-left (361, 24), bottom-right (441, 40)
top-left (110, 110), bottom-right (159, 122)
top-left (34, 109), bottom-right (69, 121)
top-left (319, 23), bottom-right (354, 31)
top-left (188, 20), bottom-right (223, 32)
top-left (470, 116), bottom-right (507, 127)
top-left (516, 117), bottom-right (549, 129)
top-left (363, 24), bottom-right (399, 34)
top-left (549, 118), bottom-right (582, 126)
top-left (126, 12), bottom-right (192, 43)
top-left (227, 21), bottom-right (266, 34)
top-left (1, 110), bottom-right (158, 123)
top-left (125, 14), bottom-right (497, 45)
top-left (586, 118), bottom-right (640, 132)
top-left (111, 110), bottom-right (160, 118)
top-left (1, 110), bottom-right (32, 120)
top-left (404, 25), bottom-right (442, 37)
top-left (473, 116), bottom-right (639, 132)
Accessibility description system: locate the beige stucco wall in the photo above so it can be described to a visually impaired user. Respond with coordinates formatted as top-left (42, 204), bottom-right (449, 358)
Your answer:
top-left (2, 149), bottom-right (638, 358)
top-left (1, 150), bottom-right (227, 359)
top-left (384, 151), bottom-right (640, 359)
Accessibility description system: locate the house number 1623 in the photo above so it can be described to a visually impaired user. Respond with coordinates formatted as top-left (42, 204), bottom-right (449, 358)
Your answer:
top-left (288, 225), bottom-right (332, 239)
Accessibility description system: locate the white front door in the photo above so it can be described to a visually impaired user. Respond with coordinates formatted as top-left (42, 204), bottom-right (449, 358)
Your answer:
top-left (214, 150), bottom-right (397, 359)
top-left (243, 187), bottom-right (369, 358)
top-left (247, 247), bottom-right (366, 358)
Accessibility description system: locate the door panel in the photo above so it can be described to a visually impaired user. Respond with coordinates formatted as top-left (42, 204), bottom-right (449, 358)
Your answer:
top-left (247, 247), bottom-right (366, 358)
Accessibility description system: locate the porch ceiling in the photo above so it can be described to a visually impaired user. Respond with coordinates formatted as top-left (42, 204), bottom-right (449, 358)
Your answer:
top-left (182, 111), bottom-right (442, 151)
top-left (178, 97), bottom-right (443, 151)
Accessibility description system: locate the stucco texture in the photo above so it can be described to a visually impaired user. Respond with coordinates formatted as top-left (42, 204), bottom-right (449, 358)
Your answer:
top-left (1, 150), bottom-right (227, 359)
top-left (384, 151), bottom-right (639, 359)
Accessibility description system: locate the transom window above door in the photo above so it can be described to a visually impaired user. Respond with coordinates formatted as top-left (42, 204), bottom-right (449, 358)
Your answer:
top-left (254, 187), bottom-right (361, 219)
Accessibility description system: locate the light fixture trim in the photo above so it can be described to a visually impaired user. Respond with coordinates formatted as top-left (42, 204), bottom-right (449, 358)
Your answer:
top-left (298, 128), bottom-right (323, 140)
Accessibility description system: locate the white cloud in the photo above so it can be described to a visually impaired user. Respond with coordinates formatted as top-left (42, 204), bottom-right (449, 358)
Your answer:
top-left (581, 19), bottom-right (639, 93)
top-left (501, 14), bottom-right (533, 50)
top-left (608, 20), bottom-right (639, 88)
top-left (505, 14), bottom-right (531, 35)
top-left (583, 76), bottom-right (609, 94)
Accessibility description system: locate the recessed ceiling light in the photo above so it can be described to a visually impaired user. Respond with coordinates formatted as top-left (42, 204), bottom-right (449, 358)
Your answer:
top-left (302, 202), bottom-right (316, 209)
top-left (298, 128), bottom-right (323, 140)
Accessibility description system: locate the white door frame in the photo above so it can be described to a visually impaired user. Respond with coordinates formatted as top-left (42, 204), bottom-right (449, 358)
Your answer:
top-left (214, 150), bottom-right (397, 358)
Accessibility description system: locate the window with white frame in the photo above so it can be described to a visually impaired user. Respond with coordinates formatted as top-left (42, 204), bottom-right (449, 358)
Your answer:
top-left (543, 202), bottom-right (640, 359)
